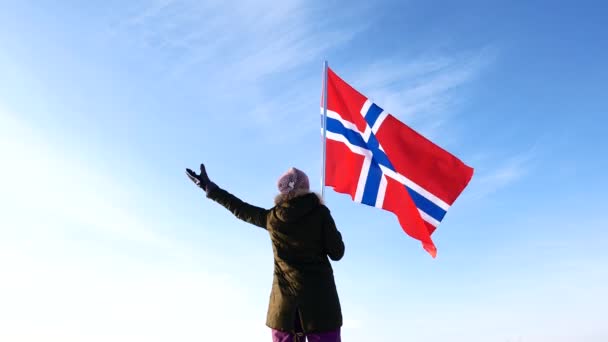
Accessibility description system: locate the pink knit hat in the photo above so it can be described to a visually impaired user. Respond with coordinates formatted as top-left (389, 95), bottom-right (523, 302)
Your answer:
top-left (277, 167), bottom-right (310, 194)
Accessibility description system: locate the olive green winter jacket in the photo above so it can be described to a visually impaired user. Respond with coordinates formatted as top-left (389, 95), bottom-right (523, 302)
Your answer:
top-left (206, 185), bottom-right (344, 333)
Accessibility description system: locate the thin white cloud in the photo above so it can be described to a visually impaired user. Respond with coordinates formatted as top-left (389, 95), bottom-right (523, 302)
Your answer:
top-left (104, 0), bottom-right (368, 141)
top-left (107, 1), bottom-right (495, 145)
top-left (467, 148), bottom-right (536, 200)
top-left (348, 48), bottom-right (495, 139)
top-left (116, 0), bottom-right (363, 83)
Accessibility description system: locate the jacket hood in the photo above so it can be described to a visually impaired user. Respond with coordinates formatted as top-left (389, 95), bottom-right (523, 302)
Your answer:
top-left (273, 192), bottom-right (322, 223)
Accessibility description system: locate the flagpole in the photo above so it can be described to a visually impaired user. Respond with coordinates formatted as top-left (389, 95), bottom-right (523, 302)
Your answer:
top-left (321, 60), bottom-right (329, 200)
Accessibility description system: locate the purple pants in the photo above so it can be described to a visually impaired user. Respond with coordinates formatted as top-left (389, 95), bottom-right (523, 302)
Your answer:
top-left (271, 328), bottom-right (341, 342)
top-left (271, 312), bottom-right (341, 342)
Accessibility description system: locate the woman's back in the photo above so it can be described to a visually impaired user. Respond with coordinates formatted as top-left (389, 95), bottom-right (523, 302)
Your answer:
top-left (265, 192), bottom-right (344, 333)
top-left (269, 192), bottom-right (343, 269)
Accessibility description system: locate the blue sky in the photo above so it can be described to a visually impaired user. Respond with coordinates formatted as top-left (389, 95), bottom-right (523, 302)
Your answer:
top-left (1, 1), bottom-right (607, 341)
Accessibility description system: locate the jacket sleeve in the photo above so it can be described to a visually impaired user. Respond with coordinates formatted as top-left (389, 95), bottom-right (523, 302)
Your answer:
top-left (321, 206), bottom-right (345, 261)
top-left (206, 183), bottom-right (269, 229)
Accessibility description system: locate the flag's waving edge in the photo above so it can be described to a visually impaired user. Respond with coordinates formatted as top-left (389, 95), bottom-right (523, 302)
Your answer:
top-left (322, 66), bottom-right (474, 257)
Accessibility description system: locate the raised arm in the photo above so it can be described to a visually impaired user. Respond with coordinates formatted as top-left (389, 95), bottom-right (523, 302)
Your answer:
top-left (321, 206), bottom-right (345, 261)
top-left (186, 164), bottom-right (268, 229)
top-left (205, 184), bottom-right (268, 229)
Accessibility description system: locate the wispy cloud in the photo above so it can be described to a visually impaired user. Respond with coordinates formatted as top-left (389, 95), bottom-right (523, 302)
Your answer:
top-left (466, 148), bottom-right (536, 200)
top-left (348, 48), bottom-right (495, 139)
top-left (106, 0), bottom-right (368, 140)
top-left (116, 0), bottom-right (364, 83)
top-left (109, 1), bottom-right (495, 150)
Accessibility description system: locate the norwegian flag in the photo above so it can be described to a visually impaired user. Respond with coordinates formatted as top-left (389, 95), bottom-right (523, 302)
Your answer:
top-left (322, 67), bottom-right (474, 257)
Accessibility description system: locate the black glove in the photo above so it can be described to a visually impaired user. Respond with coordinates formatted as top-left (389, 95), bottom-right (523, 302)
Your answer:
top-left (186, 163), bottom-right (212, 191)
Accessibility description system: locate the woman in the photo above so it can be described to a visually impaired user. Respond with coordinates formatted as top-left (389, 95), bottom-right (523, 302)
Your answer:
top-left (186, 164), bottom-right (344, 342)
